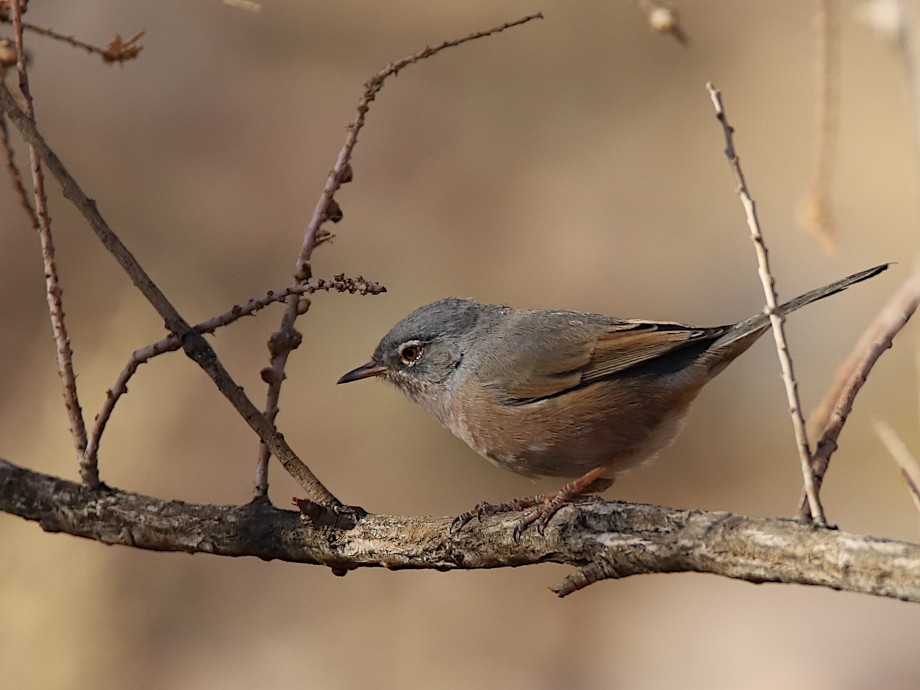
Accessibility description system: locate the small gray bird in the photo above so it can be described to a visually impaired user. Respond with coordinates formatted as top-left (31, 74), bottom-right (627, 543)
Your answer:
top-left (339, 264), bottom-right (888, 534)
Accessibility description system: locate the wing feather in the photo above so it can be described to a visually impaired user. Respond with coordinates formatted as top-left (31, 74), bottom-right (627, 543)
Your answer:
top-left (580, 322), bottom-right (725, 382)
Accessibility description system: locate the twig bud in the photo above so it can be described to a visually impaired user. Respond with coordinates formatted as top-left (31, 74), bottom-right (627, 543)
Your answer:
top-left (326, 199), bottom-right (343, 223)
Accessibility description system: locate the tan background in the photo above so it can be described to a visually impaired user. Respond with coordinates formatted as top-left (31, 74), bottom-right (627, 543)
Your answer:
top-left (2, 1), bottom-right (918, 688)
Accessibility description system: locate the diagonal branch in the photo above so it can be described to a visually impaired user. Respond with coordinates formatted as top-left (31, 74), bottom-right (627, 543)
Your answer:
top-left (875, 419), bottom-right (920, 515)
top-left (2, 457), bottom-right (919, 602)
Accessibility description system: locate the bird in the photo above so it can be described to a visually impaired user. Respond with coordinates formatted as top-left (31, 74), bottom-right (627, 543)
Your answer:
top-left (338, 264), bottom-right (888, 535)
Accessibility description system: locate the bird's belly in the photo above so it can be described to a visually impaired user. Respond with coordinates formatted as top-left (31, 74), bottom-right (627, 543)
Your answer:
top-left (451, 378), bottom-right (700, 479)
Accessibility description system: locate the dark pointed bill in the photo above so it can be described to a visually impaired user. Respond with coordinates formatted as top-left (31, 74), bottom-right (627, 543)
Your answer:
top-left (337, 362), bottom-right (388, 384)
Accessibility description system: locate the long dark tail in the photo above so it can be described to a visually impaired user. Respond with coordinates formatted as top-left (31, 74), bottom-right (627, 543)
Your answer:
top-left (715, 263), bottom-right (890, 352)
top-left (774, 263), bottom-right (890, 318)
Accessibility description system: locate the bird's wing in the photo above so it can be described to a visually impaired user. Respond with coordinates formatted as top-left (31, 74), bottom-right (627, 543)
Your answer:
top-left (497, 320), bottom-right (727, 403)
top-left (580, 321), bottom-right (726, 382)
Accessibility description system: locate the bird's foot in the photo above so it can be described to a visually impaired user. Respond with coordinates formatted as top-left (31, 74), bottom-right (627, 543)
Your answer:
top-left (450, 494), bottom-right (546, 533)
top-left (450, 476), bottom-right (613, 539)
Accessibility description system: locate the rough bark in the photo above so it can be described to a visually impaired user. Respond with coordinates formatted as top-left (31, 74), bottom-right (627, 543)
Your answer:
top-left (2, 458), bottom-right (918, 599)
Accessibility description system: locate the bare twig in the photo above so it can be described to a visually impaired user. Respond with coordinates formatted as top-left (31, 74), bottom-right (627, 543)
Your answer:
top-left (799, 268), bottom-right (920, 518)
top-left (0, 113), bottom-right (37, 227)
top-left (20, 23), bottom-right (144, 63)
top-left (253, 12), bottom-right (544, 499)
top-left (875, 419), bottom-right (920, 516)
top-left (798, 0), bottom-right (839, 255)
top-left (11, 1), bottom-right (90, 481)
top-left (85, 276), bottom-right (385, 464)
top-left (707, 82), bottom-right (826, 525)
top-left (0, 81), bottom-right (343, 509)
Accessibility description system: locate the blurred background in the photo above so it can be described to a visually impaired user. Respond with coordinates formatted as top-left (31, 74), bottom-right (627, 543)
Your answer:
top-left (1, 1), bottom-right (918, 688)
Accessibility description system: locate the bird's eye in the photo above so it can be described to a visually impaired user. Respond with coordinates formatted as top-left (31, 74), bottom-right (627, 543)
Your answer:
top-left (398, 342), bottom-right (423, 365)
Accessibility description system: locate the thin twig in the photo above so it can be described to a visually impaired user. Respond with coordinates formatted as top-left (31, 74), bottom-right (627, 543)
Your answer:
top-left (21, 23), bottom-right (144, 63)
top-left (798, 0), bottom-right (839, 255)
top-left (799, 268), bottom-right (920, 518)
top-left (874, 419), bottom-right (920, 516)
top-left (706, 82), bottom-right (826, 525)
top-left (11, 1), bottom-right (91, 481)
top-left (894, 0), bottom-right (920, 187)
top-left (0, 112), bottom-right (37, 227)
top-left (253, 12), bottom-right (544, 499)
top-left (0, 81), bottom-right (343, 509)
top-left (85, 276), bottom-right (385, 463)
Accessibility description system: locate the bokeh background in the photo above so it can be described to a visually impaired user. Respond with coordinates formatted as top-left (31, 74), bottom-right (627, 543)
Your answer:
top-left (2, 1), bottom-right (919, 688)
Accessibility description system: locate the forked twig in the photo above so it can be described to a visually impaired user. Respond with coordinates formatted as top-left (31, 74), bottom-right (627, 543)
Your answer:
top-left (707, 82), bottom-right (826, 525)
top-left (85, 276), bottom-right (385, 464)
top-left (253, 12), bottom-right (544, 499)
top-left (0, 81), bottom-right (342, 509)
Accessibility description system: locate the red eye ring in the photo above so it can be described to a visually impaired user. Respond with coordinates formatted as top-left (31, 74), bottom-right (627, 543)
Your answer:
top-left (399, 342), bottom-right (422, 364)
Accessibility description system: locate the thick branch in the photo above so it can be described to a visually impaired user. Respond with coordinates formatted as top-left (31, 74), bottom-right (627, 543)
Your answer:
top-left (2, 458), bottom-right (918, 601)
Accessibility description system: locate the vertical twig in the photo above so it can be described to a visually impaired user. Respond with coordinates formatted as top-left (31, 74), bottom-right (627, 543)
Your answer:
top-left (894, 0), bottom-right (920, 184)
top-left (798, 0), bottom-right (840, 255)
top-left (706, 82), bottom-right (826, 525)
top-left (10, 0), bottom-right (91, 482)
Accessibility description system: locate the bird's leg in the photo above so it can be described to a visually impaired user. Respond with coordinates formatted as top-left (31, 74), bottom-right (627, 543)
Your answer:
top-left (513, 466), bottom-right (613, 540)
top-left (450, 468), bottom-right (613, 535)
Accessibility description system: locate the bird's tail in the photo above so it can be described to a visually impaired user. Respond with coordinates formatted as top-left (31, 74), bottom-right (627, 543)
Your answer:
top-left (773, 263), bottom-right (890, 319)
top-left (712, 263), bottom-right (890, 357)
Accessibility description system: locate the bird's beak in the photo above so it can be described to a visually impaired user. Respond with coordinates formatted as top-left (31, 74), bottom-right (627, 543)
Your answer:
top-left (337, 362), bottom-right (388, 384)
